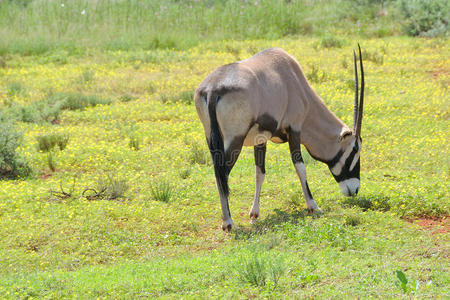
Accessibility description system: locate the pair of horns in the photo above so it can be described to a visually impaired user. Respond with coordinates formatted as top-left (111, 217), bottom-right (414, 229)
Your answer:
top-left (353, 44), bottom-right (364, 138)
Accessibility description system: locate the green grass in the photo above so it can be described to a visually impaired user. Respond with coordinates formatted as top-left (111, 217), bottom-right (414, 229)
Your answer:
top-left (0, 1), bottom-right (448, 296)
top-left (0, 36), bottom-right (448, 298)
top-left (0, 0), bottom-right (407, 55)
top-left (0, 212), bottom-right (447, 298)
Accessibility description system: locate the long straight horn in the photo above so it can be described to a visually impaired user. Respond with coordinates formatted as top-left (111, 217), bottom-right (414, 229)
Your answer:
top-left (355, 44), bottom-right (364, 137)
top-left (353, 50), bottom-right (359, 132)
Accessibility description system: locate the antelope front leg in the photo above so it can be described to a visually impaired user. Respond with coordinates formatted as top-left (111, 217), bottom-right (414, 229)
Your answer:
top-left (250, 143), bottom-right (266, 223)
top-left (288, 131), bottom-right (321, 213)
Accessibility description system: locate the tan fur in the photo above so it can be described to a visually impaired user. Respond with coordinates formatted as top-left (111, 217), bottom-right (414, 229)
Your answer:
top-left (194, 48), bottom-right (362, 230)
top-left (194, 48), bottom-right (354, 161)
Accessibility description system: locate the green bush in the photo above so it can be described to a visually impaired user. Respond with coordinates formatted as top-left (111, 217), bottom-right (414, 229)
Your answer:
top-left (399, 0), bottom-right (449, 37)
top-left (238, 256), bottom-right (267, 287)
top-left (5, 92), bottom-right (110, 124)
top-left (7, 82), bottom-right (25, 97)
top-left (319, 35), bottom-right (345, 48)
top-left (150, 182), bottom-right (173, 203)
top-left (16, 101), bottom-right (63, 123)
top-left (36, 133), bottom-right (69, 153)
top-left (48, 93), bottom-right (111, 111)
top-left (128, 135), bottom-right (141, 151)
top-left (0, 117), bottom-right (31, 179)
top-left (306, 65), bottom-right (328, 84)
top-left (236, 254), bottom-right (286, 288)
top-left (97, 175), bottom-right (129, 200)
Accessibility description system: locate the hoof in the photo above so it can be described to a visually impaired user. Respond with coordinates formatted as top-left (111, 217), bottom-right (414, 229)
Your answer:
top-left (249, 212), bottom-right (259, 224)
top-left (249, 212), bottom-right (259, 219)
top-left (222, 220), bottom-right (234, 232)
top-left (307, 207), bottom-right (322, 214)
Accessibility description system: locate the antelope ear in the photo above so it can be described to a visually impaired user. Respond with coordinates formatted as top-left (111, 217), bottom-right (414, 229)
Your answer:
top-left (338, 129), bottom-right (353, 142)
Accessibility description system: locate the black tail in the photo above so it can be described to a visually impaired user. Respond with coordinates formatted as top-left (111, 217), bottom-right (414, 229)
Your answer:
top-left (207, 92), bottom-right (229, 197)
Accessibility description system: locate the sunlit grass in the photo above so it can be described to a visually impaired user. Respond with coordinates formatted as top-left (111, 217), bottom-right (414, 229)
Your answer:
top-left (0, 37), bottom-right (448, 297)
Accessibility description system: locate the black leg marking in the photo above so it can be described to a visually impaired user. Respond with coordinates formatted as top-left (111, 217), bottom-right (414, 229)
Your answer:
top-left (251, 143), bottom-right (266, 221)
top-left (254, 143), bottom-right (266, 174)
top-left (288, 130), bottom-right (303, 164)
top-left (305, 181), bottom-right (313, 199)
top-left (225, 136), bottom-right (245, 171)
top-left (288, 130), bottom-right (320, 212)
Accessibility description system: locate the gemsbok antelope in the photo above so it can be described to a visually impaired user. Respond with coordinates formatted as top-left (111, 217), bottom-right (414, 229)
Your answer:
top-left (194, 45), bottom-right (365, 231)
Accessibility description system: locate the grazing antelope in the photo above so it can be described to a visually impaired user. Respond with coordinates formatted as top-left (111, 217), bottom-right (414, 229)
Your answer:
top-left (194, 45), bottom-right (364, 231)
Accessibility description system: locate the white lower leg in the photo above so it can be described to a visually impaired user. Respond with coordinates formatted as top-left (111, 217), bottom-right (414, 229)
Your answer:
top-left (294, 162), bottom-right (320, 212)
top-left (250, 166), bottom-right (265, 221)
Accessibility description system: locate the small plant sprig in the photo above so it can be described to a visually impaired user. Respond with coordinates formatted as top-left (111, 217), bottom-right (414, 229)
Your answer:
top-left (49, 178), bottom-right (77, 201)
top-left (396, 270), bottom-right (430, 294)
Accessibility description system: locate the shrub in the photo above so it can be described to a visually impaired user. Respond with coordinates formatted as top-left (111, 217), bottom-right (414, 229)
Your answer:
top-left (46, 152), bottom-right (56, 172)
top-left (47, 93), bottom-right (111, 111)
top-left (344, 214), bottom-right (362, 227)
top-left (36, 133), bottom-right (69, 153)
top-left (150, 182), bottom-right (173, 202)
top-left (306, 65), bottom-right (328, 84)
top-left (7, 82), bottom-right (24, 97)
top-left (78, 70), bottom-right (95, 84)
top-left (17, 101), bottom-right (63, 123)
top-left (128, 135), bottom-right (141, 151)
top-left (0, 117), bottom-right (31, 179)
top-left (178, 90), bottom-right (194, 104)
top-left (238, 256), bottom-right (267, 287)
top-left (0, 57), bottom-right (6, 68)
top-left (365, 50), bottom-right (384, 65)
top-left (179, 168), bottom-right (191, 179)
top-left (190, 143), bottom-right (210, 165)
top-left (6, 92), bottom-right (111, 124)
top-left (119, 94), bottom-right (136, 103)
top-left (236, 254), bottom-right (286, 288)
top-left (399, 0), bottom-right (449, 37)
top-left (95, 175), bottom-right (129, 200)
top-left (319, 35), bottom-right (345, 48)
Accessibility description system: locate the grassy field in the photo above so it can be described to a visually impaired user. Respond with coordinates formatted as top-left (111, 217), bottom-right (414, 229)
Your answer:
top-left (0, 37), bottom-right (448, 298)
top-left (0, 0), bottom-right (449, 298)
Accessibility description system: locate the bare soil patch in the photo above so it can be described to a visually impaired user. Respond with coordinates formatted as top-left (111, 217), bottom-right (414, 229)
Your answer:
top-left (406, 216), bottom-right (449, 235)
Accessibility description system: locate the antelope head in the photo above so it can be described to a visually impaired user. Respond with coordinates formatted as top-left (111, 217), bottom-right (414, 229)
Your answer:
top-left (329, 45), bottom-right (365, 197)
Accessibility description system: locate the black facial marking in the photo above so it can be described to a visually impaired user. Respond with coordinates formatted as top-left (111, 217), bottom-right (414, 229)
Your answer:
top-left (306, 139), bottom-right (360, 183)
top-left (254, 143), bottom-right (266, 174)
top-left (307, 149), bottom-right (344, 169)
top-left (330, 145), bottom-right (360, 182)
